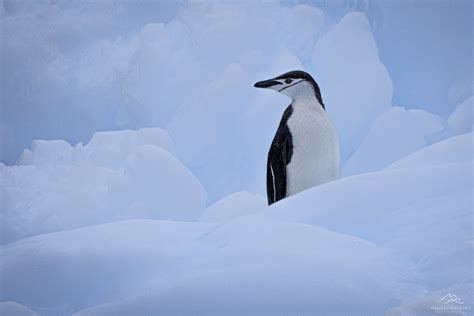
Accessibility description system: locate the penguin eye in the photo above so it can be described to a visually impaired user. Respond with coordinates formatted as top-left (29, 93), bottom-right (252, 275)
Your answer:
top-left (285, 79), bottom-right (292, 84)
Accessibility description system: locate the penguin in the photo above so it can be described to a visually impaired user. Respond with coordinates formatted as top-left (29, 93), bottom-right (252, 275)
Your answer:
top-left (254, 70), bottom-right (340, 205)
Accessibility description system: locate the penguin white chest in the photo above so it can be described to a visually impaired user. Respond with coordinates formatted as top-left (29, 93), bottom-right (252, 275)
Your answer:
top-left (286, 101), bottom-right (340, 196)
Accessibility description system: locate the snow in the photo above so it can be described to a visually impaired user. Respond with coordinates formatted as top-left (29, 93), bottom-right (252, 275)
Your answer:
top-left (1, 220), bottom-right (402, 315)
top-left (263, 157), bottom-right (470, 247)
top-left (0, 1), bottom-right (363, 203)
top-left (447, 96), bottom-right (473, 135)
top-left (388, 131), bottom-right (472, 169)
top-left (0, 220), bottom-right (215, 312)
top-left (1, 133), bottom-right (471, 315)
top-left (387, 283), bottom-right (473, 316)
top-left (0, 2), bottom-right (472, 315)
top-left (1, 128), bottom-right (206, 244)
top-left (0, 302), bottom-right (38, 316)
top-left (108, 145), bottom-right (206, 221)
top-left (199, 191), bottom-right (266, 222)
top-left (148, 220), bottom-right (398, 316)
top-left (1, 1), bottom-right (471, 204)
top-left (343, 106), bottom-right (444, 175)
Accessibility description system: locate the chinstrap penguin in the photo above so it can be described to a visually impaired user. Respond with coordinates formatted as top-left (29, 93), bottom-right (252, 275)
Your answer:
top-left (254, 70), bottom-right (340, 205)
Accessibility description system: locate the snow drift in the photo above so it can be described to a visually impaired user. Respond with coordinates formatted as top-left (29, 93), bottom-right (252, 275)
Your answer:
top-left (199, 191), bottom-right (266, 222)
top-left (1, 132), bottom-right (471, 315)
top-left (342, 106), bottom-right (444, 175)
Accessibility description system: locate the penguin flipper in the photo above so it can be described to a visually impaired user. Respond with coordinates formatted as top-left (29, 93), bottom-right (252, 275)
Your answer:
top-left (266, 105), bottom-right (293, 205)
top-left (267, 134), bottom-right (289, 205)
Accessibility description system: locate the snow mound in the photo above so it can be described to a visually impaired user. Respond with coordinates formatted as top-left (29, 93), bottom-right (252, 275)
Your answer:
top-left (343, 106), bottom-right (444, 175)
top-left (199, 191), bottom-right (266, 222)
top-left (447, 96), bottom-right (473, 135)
top-left (262, 134), bottom-right (472, 306)
top-left (388, 131), bottom-right (472, 169)
top-left (108, 145), bottom-right (206, 221)
top-left (0, 302), bottom-right (38, 316)
top-left (312, 12), bottom-right (393, 162)
top-left (387, 282), bottom-right (473, 316)
top-left (1, 128), bottom-right (205, 244)
top-left (265, 156), bottom-right (470, 248)
top-left (1, 133), bottom-right (470, 315)
top-left (1, 219), bottom-right (401, 315)
top-left (0, 220), bottom-right (216, 312)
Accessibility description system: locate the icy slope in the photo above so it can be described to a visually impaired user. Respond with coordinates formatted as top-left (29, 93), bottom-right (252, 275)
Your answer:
top-left (1, 219), bottom-right (402, 315)
top-left (342, 106), bottom-right (444, 175)
top-left (199, 190), bottom-right (266, 222)
top-left (1, 133), bottom-right (471, 315)
top-left (0, 128), bottom-right (206, 244)
top-left (0, 302), bottom-right (38, 316)
top-left (388, 130), bottom-right (472, 169)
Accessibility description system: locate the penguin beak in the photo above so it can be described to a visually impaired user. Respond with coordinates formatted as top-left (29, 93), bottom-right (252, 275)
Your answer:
top-left (254, 79), bottom-right (282, 89)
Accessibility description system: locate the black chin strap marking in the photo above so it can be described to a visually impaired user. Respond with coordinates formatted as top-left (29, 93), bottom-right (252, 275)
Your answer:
top-left (278, 79), bottom-right (305, 92)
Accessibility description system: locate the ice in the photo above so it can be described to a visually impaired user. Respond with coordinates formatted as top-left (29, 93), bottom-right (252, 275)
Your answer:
top-left (1, 219), bottom-right (402, 315)
top-left (1, 2), bottom-right (472, 314)
top-left (447, 96), bottom-right (473, 135)
top-left (281, 5), bottom-right (325, 62)
top-left (311, 12), bottom-right (393, 162)
top-left (82, 128), bottom-right (176, 170)
top-left (0, 302), bottom-right (38, 316)
top-left (387, 282), bottom-right (473, 316)
top-left (264, 159), bottom-right (470, 247)
top-left (369, 1), bottom-right (473, 115)
top-left (260, 135), bottom-right (472, 305)
top-left (428, 96), bottom-right (473, 143)
top-left (0, 1), bottom-right (326, 202)
top-left (388, 131), bottom-right (472, 169)
top-left (108, 145), bottom-right (206, 221)
top-left (199, 191), bottom-right (266, 222)
top-left (1, 128), bottom-right (205, 244)
top-left (1, 133), bottom-right (470, 315)
top-left (16, 140), bottom-right (73, 167)
top-left (1, 1), bottom-right (471, 204)
top-left (343, 107), bottom-right (444, 175)
top-left (17, 128), bottom-right (176, 169)
top-left (0, 220), bottom-right (216, 312)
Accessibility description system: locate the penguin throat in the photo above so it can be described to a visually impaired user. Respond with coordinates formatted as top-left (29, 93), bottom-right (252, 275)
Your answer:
top-left (281, 81), bottom-right (324, 110)
top-left (292, 96), bottom-right (325, 112)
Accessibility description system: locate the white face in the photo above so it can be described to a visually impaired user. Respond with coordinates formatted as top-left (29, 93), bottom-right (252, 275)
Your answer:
top-left (267, 79), bottom-right (316, 101)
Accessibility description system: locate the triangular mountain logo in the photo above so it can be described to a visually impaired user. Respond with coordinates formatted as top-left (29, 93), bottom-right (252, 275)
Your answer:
top-left (437, 294), bottom-right (464, 305)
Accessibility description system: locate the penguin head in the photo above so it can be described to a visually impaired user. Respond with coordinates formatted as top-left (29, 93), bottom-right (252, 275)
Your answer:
top-left (254, 70), bottom-right (324, 109)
